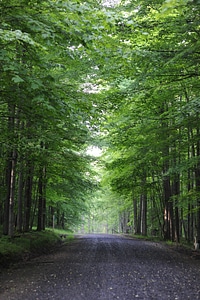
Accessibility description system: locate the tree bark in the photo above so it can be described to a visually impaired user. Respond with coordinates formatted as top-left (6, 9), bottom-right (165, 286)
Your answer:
top-left (163, 174), bottom-right (172, 240)
top-left (140, 193), bottom-right (147, 236)
top-left (24, 161), bottom-right (33, 232)
top-left (133, 196), bottom-right (138, 234)
top-left (37, 163), bottom-right (46, 231)
top-left (3, 103), bottom-right (17, 236)
top-left (37, 172), bottom-right (43, 231)
top-left (8, 149), bottom-right (17, 237)
top-left (195, 126), bottom-right (200, 243)
top-left (16, 161), bottom-right (24, 232)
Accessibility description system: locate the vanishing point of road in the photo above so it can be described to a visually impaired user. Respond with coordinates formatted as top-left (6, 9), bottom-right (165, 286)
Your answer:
top-left (0, 234), bottom-right (200, 299)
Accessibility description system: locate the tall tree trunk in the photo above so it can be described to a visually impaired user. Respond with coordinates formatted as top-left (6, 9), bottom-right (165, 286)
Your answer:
top-left (133, 196), bottom-right (138, 234)
top-left (160, 102), bottom-right (174, 240)
top-left (187, 163), bottom-right (194, 242)
top-left (187, 152), bottom-right (192, 242)
top-left (37, 171), bottom-right (43, 231)
top-left (42, 193), bottom-right (46, 230)
top-left (30, 184), bottom-right (38, 230)
top-left (140, 174), bottom-right (147, 236)
top-left (16, 160), bottom-right (24, 232)
top-left (16, 119), bottom-right (24, 233)
top-left (3, 157), bottom-right (11, 235)
top-left (172, 175), bottom-right (180, 243)
top-left (195, 125), bottom-right (200, 243)
top-left (137, 196), bottom-right (142, 235)
top-left (171, 142), bottom-right (180, 243)
top-left (140, 193), bottom-right (147, 236)
top-left (48, 206), bottom-right (54, 228)
top-left (163, 174), bottom-right (172, 240)
top-left (57, 203), bottom-right (60, 228)
top-left (37, 163), bottom-right (46, 231)
top-left (3, 103), bottom-right (17, 236)
top-left (24, 161), bottom-right (33, 232)
top-left (61, 212), bottom-right (65, 229)
top-left (8, 149), bottom-right (17, 237)
top-left (162, 145), bottom-right (174, 240)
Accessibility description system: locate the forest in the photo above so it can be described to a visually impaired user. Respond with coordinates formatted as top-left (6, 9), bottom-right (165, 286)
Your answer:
top-left (0, 0), bottom-right (200, 244)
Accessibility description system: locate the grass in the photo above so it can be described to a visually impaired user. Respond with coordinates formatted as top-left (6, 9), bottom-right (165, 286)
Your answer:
top-left (0, 229), bottom-right (74, 268)
top-left (128, 233), bottom-right (195, 255)
top-left (128, 234), bottom-right (162, 243)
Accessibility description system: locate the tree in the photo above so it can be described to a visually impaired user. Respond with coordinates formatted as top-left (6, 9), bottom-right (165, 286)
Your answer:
top-left (97, 0), bottom-right (200, 242)
top-left (0, 0), bottom-right (108, 235)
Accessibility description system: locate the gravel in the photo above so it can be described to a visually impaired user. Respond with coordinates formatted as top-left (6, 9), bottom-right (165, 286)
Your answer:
top-left (0, 234), bottom-right (200, 300)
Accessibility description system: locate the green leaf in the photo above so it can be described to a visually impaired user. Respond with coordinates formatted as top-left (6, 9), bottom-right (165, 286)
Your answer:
top-left (11, 75), bottom-right (24, 83)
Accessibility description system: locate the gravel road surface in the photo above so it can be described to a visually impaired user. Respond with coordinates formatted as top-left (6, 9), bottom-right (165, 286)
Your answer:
top-left (0, 234), bottom-right (200, 299)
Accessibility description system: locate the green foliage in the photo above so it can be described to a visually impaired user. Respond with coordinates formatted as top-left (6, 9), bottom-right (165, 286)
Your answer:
top-left (1, 0), bottom-right (200, 242)
top-left (94, 0), bottom-right (200, 240)
top-left (0, 0), bottom-right (108, 235)
top-left (0, 230), bottom-right (62, 267)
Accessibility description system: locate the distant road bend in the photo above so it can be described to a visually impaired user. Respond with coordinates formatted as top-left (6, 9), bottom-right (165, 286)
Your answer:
top-left (0, 234), bottom-right (200, 299)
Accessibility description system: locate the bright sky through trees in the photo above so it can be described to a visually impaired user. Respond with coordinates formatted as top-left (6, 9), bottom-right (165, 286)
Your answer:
top-left (87, 146), bottom-right (102, 157)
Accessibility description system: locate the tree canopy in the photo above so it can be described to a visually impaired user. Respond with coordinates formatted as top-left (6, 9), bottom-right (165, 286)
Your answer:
top-left (1, 0), bottom-right (200, 242)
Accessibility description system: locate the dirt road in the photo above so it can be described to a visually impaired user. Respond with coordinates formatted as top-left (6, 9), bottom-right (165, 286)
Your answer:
top-left (0, 234), bottom-right (200, 299)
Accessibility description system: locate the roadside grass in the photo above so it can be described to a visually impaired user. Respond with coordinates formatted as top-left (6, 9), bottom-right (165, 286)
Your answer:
top-left (0, 229), bottom-right (74, 268)
top-left (129, 234), bottom-right (195, 254)
top-left (127, 234), bottom-right (162, 243)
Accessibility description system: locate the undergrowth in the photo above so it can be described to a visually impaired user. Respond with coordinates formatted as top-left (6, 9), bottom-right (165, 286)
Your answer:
top-left (0, 229), bottom-right (74, 268)
top-left (131, 234), bottom-right (194, 251)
